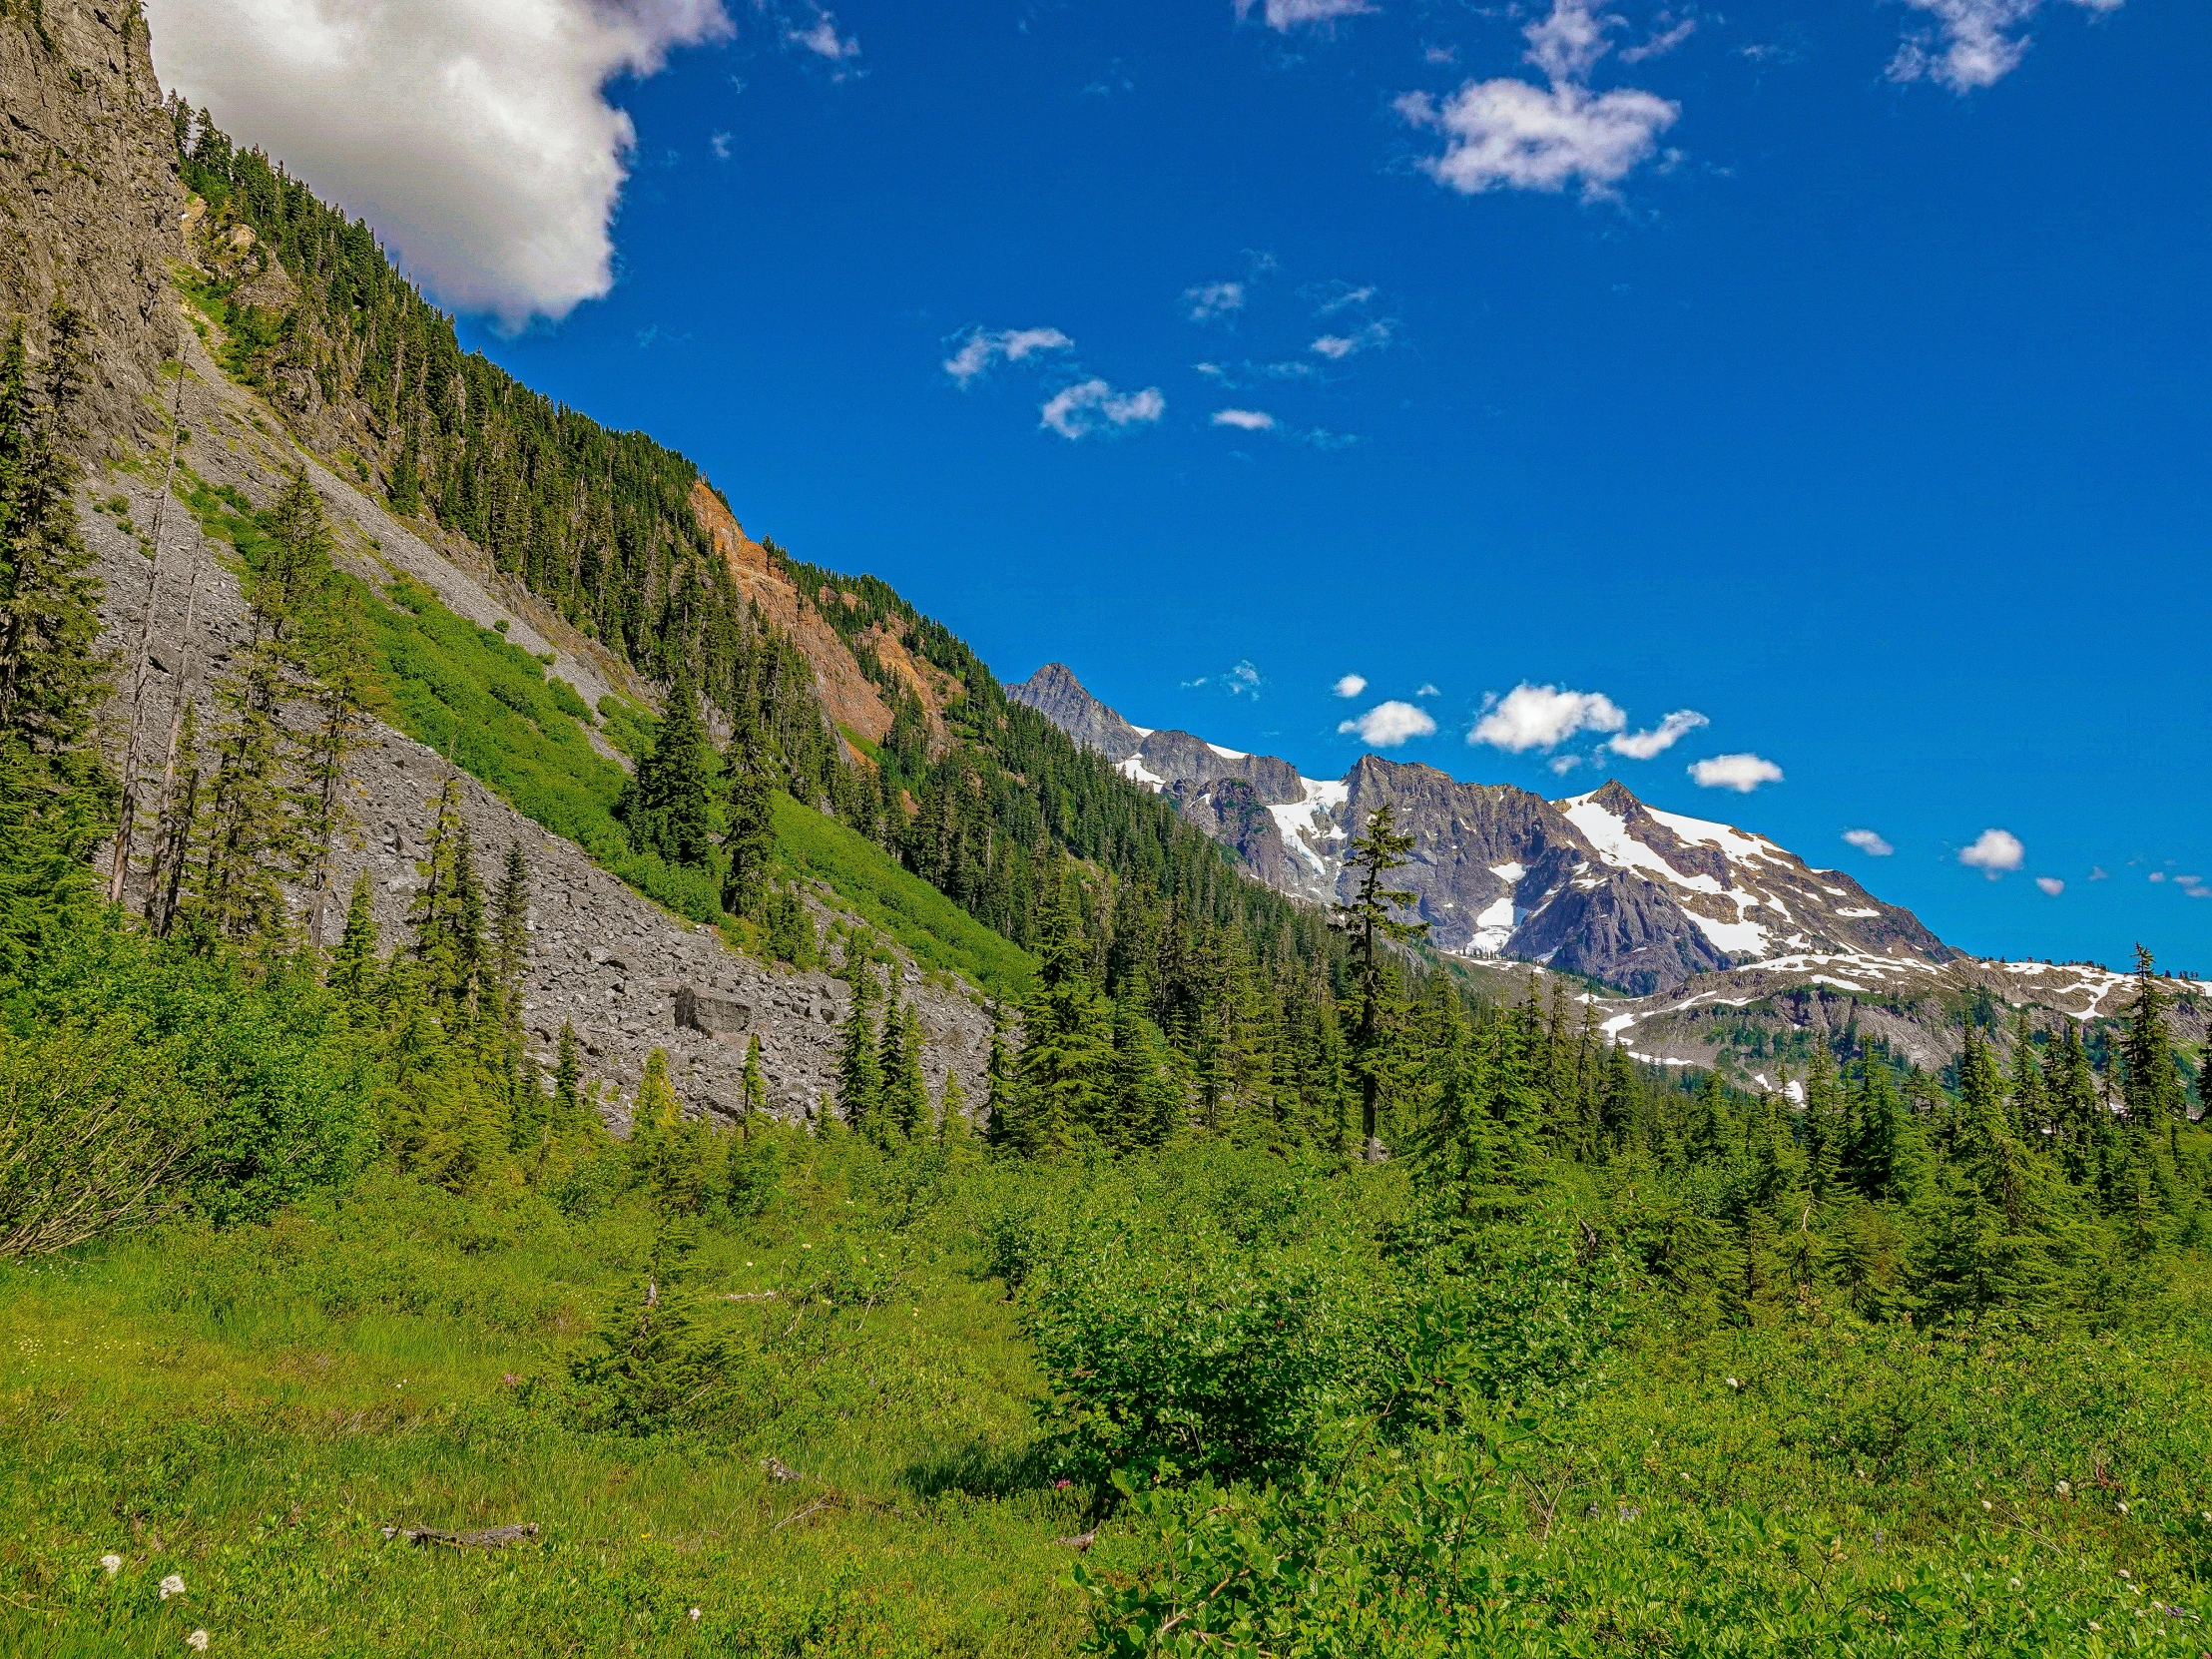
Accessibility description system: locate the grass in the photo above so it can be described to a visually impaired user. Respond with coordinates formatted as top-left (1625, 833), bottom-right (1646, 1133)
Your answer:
top-left (0, 1152), bottom-right (1089, 1657)
top-left (774, 794), bottom-right (1034, 1002)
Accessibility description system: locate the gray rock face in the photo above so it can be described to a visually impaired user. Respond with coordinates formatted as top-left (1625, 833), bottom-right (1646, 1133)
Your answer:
top-left (1007, 664), bottom-right (1146, 763)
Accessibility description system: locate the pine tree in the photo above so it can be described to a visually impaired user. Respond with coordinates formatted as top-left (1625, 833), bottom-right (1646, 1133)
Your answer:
top-left (327, 870), bottom-right (379, 1000)
top-left (1011, 865), bottom-right (1113, 1157)
top-left (1335, 804), bottom-right (1428, 1159)
top-left (555, 1019), bottom-right (584, 1122)
top-left (407, 773), bottom-right (487, 1023)
top-left (835, 965), bottom-right (881, 1131)
top-left (937, 1068), bottom-right (966, 1142)
top-left (721, 716), bottom-right (776, 917)
top-left (296, 582), bottom-right (386, 946)
top-left (491, 841), bottom-right (531, 1056)
top-left (740, 1034), bottom-right (769, 1138)
top-left (885, 1000), bottom-right (929, 1140)
top-left (983, 1000), bottom-right (1014, 1147)
top-left (618, 674), bottom-right (715, 867)
top-left (2120, 945), bottom-right (2185, 1130)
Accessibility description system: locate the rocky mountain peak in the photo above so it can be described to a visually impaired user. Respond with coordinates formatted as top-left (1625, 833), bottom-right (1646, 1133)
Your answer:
top-left (1007, 664), bottom-right (1146, 763)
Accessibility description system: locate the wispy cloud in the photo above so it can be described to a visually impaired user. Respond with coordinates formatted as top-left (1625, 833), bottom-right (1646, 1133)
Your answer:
top-left (2036, 876), bottom-right (2065, 895)
top-left (1397, 0), bottom-right (1680, 201)
top-left (1618, 15), bottom-right (1697, 64)
top-left (1333, 673), bottom-right (1368, 699)
top-left (1958, 827), bottom-right (2025, 876)
top-left (1888, 0), bottom-right (2122, 94)
top-left (1234, 0), bottom-right (1375, 32)
top-left (942, 326), bottom-right (1074, 386)
top-left (1212, 407), bottom-right (1277, 431)
top-left (1311, 319), bottom-right (1393, 359)
top-left (1414, 682), bottom-right (1439, 698)
top-left (709, 131), bottom-right (733, 160)
top-left (1341, 700), bottom-right (1437, 747)
top-left (1607, 708), bottom-right (1707, 760)
top-left (786, 4), bottom-right (860, 62)
top-left (1307, 280), bottom-right (1378, 316)
top-left (1843, 829), bottom-right (1895, 857)
top-left (1688, 753), bottom-right (1783, 793)
top-left (1469, 683), bottom-right (1626, 752)
top-left (1186, 660), bottom-right (1265, 698)
top-left (1041, 379), bottom-right (1166, 439)
top-left (1185, 280), bottom-right (1247, 323)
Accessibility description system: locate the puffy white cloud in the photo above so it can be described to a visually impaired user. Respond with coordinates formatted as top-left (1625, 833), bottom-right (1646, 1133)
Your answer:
top-left (1397, 79), bottom-right (1679, 199)
top-left (1688, 754), bottom-right (1784, 793)
top-left (942, 326), bottom-right (1074, 385)
top-left (2036, 876), bottom-right (2065, 896)
top-left (1234, 0), bottom-right (1374, 31)
top-left (1843, 829), bottom-right (1895, 857)
top-left (1549, 754), bottom-right (1583, 777)
top-left (1397, 0), bottom-right (1679, 201)
top-left (1185, 281), bottom-right (1247, 322)
top-left (1212, 407), bottom-right (1277, 431)
top-left (1469, 684), bottom-right (1625, 753)
top-left (1888, 0), bottom-right (2121, 94)
top-left (1038, 380), bottom-right (1164, 439)
top-left (148, 0), bottom-right (734, 327)
top-left (1958, 828), bottom-right (2025, 876)
top-left (1333, 674), bottom-right (1368, 699)
top-left (1607, 708), bottom-right (1707, 760)
top-left (1310, 319), bottom-right (1393, 359)
top-left (1340, 701), bottom-right (1437, 747)
top-left (786, 4), bottom-right (859, 60)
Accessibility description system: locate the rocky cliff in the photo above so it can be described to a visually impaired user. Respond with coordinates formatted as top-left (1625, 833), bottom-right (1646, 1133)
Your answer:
top-left (7, 0), bottom-right (993, 1127)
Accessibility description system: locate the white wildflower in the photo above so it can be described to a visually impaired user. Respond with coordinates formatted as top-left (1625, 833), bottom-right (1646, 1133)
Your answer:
top-left (688, 1607), bottom-right (702, 1621)
top-left (100, 1553), bottom-right (123, 1575)
top-left (2118, 1501), bottom-right (2130, 1515)
top-left (159, 1574), bottom-right (186, 1599)
top-left (2056, 1480), bottom-right (2070, 1495)
top-left (185, 1632), bottom-right (210, 1652)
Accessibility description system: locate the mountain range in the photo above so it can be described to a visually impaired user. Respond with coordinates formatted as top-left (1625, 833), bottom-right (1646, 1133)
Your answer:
top-left (1011, 663), bottom-right (1949, 994)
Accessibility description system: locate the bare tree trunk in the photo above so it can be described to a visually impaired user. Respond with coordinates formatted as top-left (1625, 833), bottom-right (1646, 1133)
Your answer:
top-left (106, 361), bottom-right (189, 905)
top-left (140, 526), bottom-right (206, 927)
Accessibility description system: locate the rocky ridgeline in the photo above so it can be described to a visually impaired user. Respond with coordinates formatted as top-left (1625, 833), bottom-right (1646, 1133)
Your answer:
top-left (76, 343), bottom-right (996, 1125)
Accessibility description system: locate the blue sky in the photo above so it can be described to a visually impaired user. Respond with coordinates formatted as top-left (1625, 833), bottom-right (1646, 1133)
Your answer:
top-left (159, 0), bottom-right (2209, 971)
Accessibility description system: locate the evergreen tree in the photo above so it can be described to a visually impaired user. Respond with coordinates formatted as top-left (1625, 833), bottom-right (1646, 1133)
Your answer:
top-left (721, 717), bottom-right (776, 917)
top-left (879, 999), bottom-right (929, 1141)
top-left (296, 582), bottom-right (386, 946)
top-left (407, 773), bottom-right (487, 1023)
top-left (618, 674), bottom-right (715, 867)
top-left (327, 870), bottom-right (379, 1001)
top-left (1010, 865), bottom-right (1114, 1157)
top-left (1335, 805), bottom-right (1428, 1158)
top-left (835, 965), bottom-right (881, 1130)
top-left (492, 841), bottom-right (531, 1052)
top-left (740, 1034), bottom-right (769, 1137)
top-left (555, 1020), bottom-right (584, 1123)
top-left (2121, 945), bottom-right (2186, 1129)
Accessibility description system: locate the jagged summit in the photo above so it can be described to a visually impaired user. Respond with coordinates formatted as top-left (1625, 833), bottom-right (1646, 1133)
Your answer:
top-left (1013, 668), bottom-right (1957, 995)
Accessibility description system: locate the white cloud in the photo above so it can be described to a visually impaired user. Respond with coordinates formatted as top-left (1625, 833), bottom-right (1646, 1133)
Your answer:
top-left (1888, 0), bottom-right (2121, 95)
top-left (1958, 828), bottom-right (2025, 876)
top-left (2036, 876), bottom-right (2065, 896)
top-left (1843, 829), bottom-right (1895, 857)
top-left (1309, 280), bottom-right (1378, 315)
top-left (1688, 753), bottom-right (1783, 793)
top-left (1549, 754), bottom-right (1583, 777)
top-left (1333, 674), bottom-right (1368, 699)
top-left (1397, 79), bottom-right (1679, 200)
top-left (1212, 407), bottom-right (1277, 431)
top-left (1396, 0), bottom-right (1679, 202)
top-left (2089, 865), bottom-right (2109, 880)
top-left (1234, 0), bottom-right (1375, 31)
top-left (1469, 683), bottom-right (1625, 753)
top-left (1414, 682), bottom-right (1439, 698)
top-left (1618, 16), bottom-right (1697, 64)
top-left (1185, 281), bottom-right (1247, 322)
top-left (1607, 708), bottom-right (1707, 760)
top-left (942, 326), bottom-right (1074, 385)
top-left (147, 0), bottom-right (734, 327)
top-left (1340, 701), bottom-right (1437, 747)
top-left (1188, 660), bottom-right (1266, 698)
top-left (787, 5), bottom-right (859, 60)
top-left (708, 130), bottom-right (733, 160)
top-left (2150, 870), bottom-right (2167, 883)
top-left (1310, 319), bottom-right (1393, 359)
top-left (1040, 379), bottom-right (1166, 439)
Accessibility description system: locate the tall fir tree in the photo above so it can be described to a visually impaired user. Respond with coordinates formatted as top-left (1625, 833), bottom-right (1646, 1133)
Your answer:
top-left (1335, 804), bottom-right (1428, 1158)
top-left (619, 673), bottom-right (715, 868)
top-left (835, 964), bottom-right (882, 1131)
